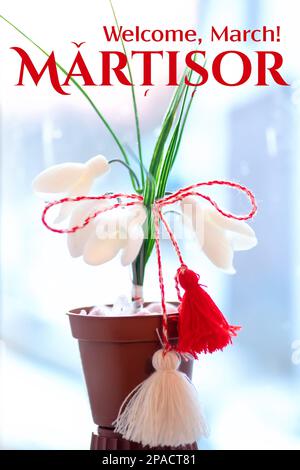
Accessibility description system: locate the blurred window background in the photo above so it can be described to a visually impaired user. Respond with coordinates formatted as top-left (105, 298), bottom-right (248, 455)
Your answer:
top-left (1, 0), bottom-right (300, 449)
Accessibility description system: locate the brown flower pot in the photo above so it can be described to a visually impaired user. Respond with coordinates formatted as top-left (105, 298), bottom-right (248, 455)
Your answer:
top-left (68, 305), bottom-right (196, 450)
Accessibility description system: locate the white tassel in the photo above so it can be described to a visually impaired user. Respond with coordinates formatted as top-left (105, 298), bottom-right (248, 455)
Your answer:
top-left (113, 349), bottom-right (207, 448)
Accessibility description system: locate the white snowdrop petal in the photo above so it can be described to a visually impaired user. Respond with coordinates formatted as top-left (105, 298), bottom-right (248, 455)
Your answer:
top-left (86, 154), bottom-right (110, 177)
top-left (96, 209), bottom-right (125, 240)
top-left (121, 225), bottom-right (144, 266)
top-left (95, 206), bottom-right (145, 241)
top-left (230, 232), bottom-right (258, 251)
top-left (208, 209), bottom-right (256, 238)
top-left (202, 220), bottom-right (235, 273)
top-left (55, 202), bottom-right (76, 224)
top-left (181, 197), bottom-right (206, 244)
top-left (83, 232), bottom-right (121, 265)
top-left (128, 205), bottom-right (147, 226)
top-left (32, 163), bottom-right (84, 193)
top-left (180, 197), bottom-right (198, 228)
top-left (68, 224), bottom-right (95, 258)
top-left (54, 177), bottom-right (94, 223)
top-left (193, 206), bottom-right (207, 246)
top-left (67, 200), bottom-right (108, 257)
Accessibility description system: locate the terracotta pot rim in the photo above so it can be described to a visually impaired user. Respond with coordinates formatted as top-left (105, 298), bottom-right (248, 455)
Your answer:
top-left (67, 304), bottom-right (179, 320)
top-left (68, 306), bottom-right (179, 342)
top-left (67, 312), bottom-right (179, 320)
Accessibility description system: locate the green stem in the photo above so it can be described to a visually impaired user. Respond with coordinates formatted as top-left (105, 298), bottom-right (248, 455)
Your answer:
top-left (173, 63), bottom-right (206, 157)
top-left (108, 0), bottom-right (144, 188)
top-left (0, 14), bottom-right (138, 192)
top-left (109, 159), bottom-right (141, 190)
top-left (131, 211), bottom-right (151, 287)
top-left (132, 240), bottom-right (146, 287)
top-left (142, 63), bottom-right (203, 268)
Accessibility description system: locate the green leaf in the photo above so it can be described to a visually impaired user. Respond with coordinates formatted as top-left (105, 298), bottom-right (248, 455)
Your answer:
top-left (156, 60), bottom-right (205, 202)
top-left (0, 14), bottom-right (139, 192)
top-left (108, 0), bottom-right (144, 188)
top-left (138, 69), bottom-right (190, 272)
top-left (143, 69), bottom-right (188, 206)
top-left (143, 61), bottom-right (204, 265)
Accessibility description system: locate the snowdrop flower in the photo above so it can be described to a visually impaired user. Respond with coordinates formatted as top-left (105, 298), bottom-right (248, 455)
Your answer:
top-left (67, 199), bottom-right (112, 258)
top-left (69, 203), bottom-right (146, 266)
top-left (33, 155), bottom-right (110, 222)
top-left (181, 197), bottom-right (257, 273)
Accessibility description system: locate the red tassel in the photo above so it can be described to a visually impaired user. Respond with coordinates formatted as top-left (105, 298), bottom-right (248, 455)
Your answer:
top-left (176, 266), bottom-right (240, 357)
